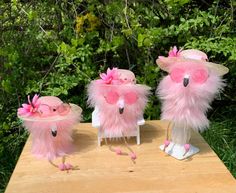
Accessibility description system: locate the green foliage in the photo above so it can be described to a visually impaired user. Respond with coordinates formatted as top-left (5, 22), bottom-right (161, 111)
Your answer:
top-left (203, 105), bottom-right (236, 177)
top-left (0, 0), bottom-right (235, 192)
top-left (0, 111), bottom-right (28, 193)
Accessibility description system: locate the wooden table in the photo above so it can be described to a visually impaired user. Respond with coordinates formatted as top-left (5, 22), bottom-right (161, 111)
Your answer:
top-left (5, 120), bottom-right (236, 193)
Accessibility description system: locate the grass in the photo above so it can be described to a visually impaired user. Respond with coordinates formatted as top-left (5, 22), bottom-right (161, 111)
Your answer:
top-left (202, 104), bottom-right (236, 178)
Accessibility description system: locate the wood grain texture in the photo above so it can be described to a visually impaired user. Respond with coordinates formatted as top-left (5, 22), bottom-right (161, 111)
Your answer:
top-left (5, 120), bottom-right (236, 193)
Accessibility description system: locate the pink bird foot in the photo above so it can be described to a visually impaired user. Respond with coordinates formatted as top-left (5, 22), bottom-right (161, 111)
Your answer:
top-left (115, 147), bottom-right (122, 155)
top-left (58, 163), bottom-right (66, 171)
top-left (130, 152), bottom-right (137, 160)
top-left (65, 163), bottom-right (73, 170)
top-left (58, 163), bottom-right (74, 171)
top-left (163, 139), bottom-right (170, 151)
top-left (183, 144), bottom-right (190, 156)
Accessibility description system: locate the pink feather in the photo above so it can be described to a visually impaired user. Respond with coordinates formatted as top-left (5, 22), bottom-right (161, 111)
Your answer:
top-left (22, 117), bottom-right (80, 161)
top-left (19, 96), bottom-right (82, 161)
top-left (157, 62), bottom-right (225, 144)
top-left (88, 81), bottom-right (150, 138)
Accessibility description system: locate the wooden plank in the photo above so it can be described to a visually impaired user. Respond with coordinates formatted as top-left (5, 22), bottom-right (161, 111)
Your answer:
top-left (5, 120), bottom-right (236, 193)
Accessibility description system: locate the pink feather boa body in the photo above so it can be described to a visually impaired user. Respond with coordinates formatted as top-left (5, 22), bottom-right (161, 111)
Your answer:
top-left (23, 115), bottom-right (81, 161)
top-left (157, 70), bottom-right (225, 144)
top-left (88, 82), bottom-right (150, 138)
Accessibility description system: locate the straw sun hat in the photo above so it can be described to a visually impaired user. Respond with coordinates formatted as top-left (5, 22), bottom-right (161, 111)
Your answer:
top-left (18, 95), bottom-right (82, 122)
top-left (156, 47), bottom-right (229, 76)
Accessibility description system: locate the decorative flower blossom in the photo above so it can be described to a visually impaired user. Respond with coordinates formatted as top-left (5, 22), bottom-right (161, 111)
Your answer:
top-left (168, 46), bottom-right (182, 57)
top-left (98, 68), bottom-right (119, 84)
top-left (18, 94), bottom-right (40, 116)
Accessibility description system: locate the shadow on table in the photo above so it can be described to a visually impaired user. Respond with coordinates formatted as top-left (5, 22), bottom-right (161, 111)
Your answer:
top-left (72, 130), bottom-right (97, 153)
top-left (140, 122), bottom-right (163, 144)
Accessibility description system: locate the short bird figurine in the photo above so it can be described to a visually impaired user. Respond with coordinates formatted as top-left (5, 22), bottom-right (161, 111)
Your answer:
top-left (88, 68), bottom-right (150, 163)
top-left (156, 47), bottom-right (229, 160)
top-left (18, 95), bottom-right (82, 170)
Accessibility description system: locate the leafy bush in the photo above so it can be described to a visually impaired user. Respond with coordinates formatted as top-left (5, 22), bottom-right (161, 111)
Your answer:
top-left (0, 0), bottom-right (235, 192)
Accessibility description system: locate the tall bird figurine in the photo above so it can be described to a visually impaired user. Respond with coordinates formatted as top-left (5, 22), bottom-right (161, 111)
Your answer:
top-left (18, 95), bottom-right (82, 171)
top-left (88, 68), bottom-right (150, 163)
top-left (156, 47), bottom-right (229, 160)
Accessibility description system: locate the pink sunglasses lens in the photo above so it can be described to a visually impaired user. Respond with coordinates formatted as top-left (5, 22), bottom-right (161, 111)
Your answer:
top-left (105, 91), bottom-right (119, 104)
top-left (192, 69), bottom-right (208, 84)
top-left (170, 68), bottom-right (185, 83)
top-left (57, 104), bottom-right (70, 115)
top-left (125, 92), bottom-right (138, 104)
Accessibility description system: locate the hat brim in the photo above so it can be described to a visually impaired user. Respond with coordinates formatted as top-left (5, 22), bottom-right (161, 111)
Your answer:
top-left (18, 103), bottom-right (82, 122)
top-left (156, 56), bottom-right (229, 76)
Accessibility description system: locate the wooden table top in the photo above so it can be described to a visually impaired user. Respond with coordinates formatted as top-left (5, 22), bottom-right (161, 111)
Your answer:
top-left (5, 120), bottom-right (236, 193)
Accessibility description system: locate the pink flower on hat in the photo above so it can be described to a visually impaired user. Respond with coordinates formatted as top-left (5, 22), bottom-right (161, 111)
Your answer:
top-left (168, 46), bottom-right (182, 57)
top-left (18, 94), bottom-right (40, 116)
top-left (98, 67), bottom-right (119, 84)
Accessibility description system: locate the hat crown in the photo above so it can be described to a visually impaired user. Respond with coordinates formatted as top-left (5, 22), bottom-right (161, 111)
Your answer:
top-left (38, 96), bottom-right (62, 106)
top-left (117, 69), bottom-right (136, 84)
top-left (179, 49), bottom-right (208, 61)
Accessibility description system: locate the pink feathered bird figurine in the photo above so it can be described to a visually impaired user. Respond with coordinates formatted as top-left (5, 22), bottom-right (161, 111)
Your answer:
top-left (156, 46), bottom-right (229, 160)
top-left (18, 95), bottom-right (82, 171)
top-left (88, 68), bottom-right (150, 163)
